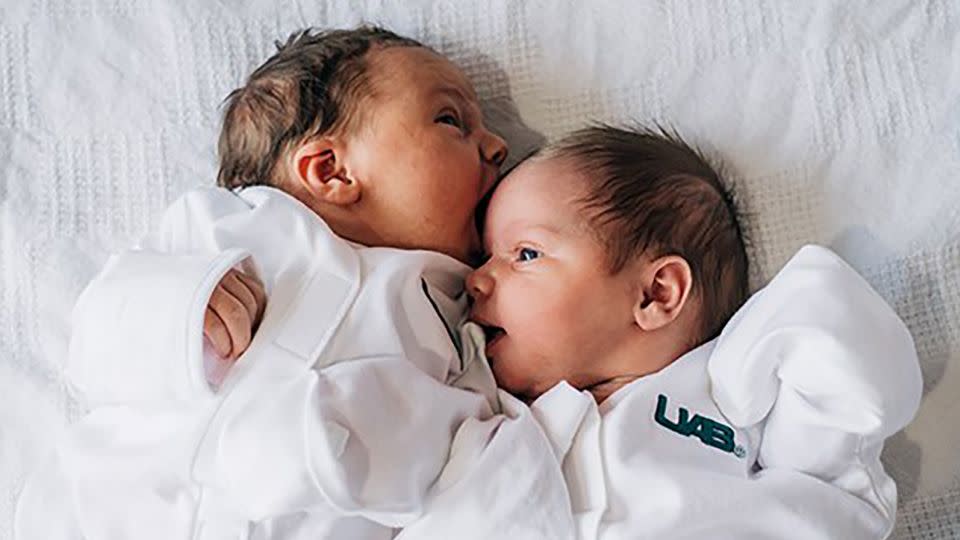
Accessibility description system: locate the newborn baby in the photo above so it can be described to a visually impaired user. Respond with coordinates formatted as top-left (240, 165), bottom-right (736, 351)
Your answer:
top-left (451, 125), bottom-right (922, 539)
top-left (16, 27), bottom-right (573, 540)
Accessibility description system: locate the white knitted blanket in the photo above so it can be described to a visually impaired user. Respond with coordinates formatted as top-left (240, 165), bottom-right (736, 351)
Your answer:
top-left (1, 1), bottom-right (957, 538)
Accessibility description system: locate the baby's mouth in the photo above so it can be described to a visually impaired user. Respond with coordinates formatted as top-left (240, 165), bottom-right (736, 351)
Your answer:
top-left (480, 324), bottom-right (506, 352)
top-left (470, 314), bottom-right (506, 353)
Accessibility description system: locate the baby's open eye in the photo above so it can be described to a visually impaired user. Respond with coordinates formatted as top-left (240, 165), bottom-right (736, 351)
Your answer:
top-left (516, 247), bottom-right (541, 262)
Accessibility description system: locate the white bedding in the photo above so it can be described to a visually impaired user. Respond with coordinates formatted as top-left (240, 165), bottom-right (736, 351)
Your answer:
top-left (1, 1), bottom-right (958, 538)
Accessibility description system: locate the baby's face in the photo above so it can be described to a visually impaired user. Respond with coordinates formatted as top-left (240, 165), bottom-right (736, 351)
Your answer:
top-left (467, 157), bottom-right (638, 401)
top-left (346, 47), bottom-right (507, 264)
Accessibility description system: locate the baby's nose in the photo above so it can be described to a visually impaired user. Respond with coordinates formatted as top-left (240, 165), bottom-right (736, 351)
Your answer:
top-left (465, 268), bottom-right (494, 299)
top-left (481, 131), bottom-right (508, 168)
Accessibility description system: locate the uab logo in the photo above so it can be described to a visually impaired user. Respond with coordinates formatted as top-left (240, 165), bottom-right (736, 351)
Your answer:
top-left (654, 394), bottom-right (745, 458)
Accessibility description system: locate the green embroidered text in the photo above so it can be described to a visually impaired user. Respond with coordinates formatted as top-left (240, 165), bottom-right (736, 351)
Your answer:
top-left (654, 394), bottom-right (742, 456)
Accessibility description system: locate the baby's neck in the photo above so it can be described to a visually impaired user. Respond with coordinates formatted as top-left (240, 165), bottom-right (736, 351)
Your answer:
top-left (586, 330), bottom-right (694, 404)
top-left (584, 375), bottom-right (642, 403)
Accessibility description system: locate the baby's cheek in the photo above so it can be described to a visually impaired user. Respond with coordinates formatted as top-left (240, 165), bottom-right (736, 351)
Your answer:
top-left (491, 358), bottom-right (526, 395)
top-left (531, 310), bottom-right (575, 348)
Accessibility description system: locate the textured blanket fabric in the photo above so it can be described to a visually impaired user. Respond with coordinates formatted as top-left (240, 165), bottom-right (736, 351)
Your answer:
top-left (1, 1), bottom-right (957, 538)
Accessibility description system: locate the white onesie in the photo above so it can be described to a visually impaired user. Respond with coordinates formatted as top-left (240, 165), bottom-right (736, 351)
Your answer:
top-left (515, 245), bottom-right (922, 540)
top-left (15, 186), bottom-right (574, 540)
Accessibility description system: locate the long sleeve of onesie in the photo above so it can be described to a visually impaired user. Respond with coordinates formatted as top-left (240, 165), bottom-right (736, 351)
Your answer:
top-left (707, 245), bottom-right (922, 538)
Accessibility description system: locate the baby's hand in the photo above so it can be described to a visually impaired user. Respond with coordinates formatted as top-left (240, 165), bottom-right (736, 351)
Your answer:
top-left (204, 269), bottom-right (266, 361)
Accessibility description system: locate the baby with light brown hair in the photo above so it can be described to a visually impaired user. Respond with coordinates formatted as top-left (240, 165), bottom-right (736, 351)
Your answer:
top-left (17, 27), bottom-right (578, 540)
top-left (200, 27), bottom-right (506, 360)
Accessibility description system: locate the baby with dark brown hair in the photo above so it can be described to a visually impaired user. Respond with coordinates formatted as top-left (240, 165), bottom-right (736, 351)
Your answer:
top-left (462, 125), bottom-right (920, 539)
top-left (469, 126), bottom-right (749, 403)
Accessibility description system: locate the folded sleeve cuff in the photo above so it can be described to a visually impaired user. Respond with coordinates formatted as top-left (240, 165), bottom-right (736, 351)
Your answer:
top-left (66, 247), bottom-right (251, 405)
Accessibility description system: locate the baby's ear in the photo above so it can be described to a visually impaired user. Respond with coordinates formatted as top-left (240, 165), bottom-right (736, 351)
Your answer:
top-left (291, 137), bottom-right (360, 206)
top-left (632, 255), bottom-right (693, 332)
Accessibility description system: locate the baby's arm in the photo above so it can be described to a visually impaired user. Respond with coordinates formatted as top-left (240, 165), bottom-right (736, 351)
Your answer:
top-left (67, 188), bottom-right (266, 405)
top-left (196, 308), bottom-right (507, 530)
top-left (708, 245), bottom-right (922, 538)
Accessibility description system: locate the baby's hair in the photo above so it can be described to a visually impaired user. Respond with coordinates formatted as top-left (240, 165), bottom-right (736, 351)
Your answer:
top-left (218, 26), bottom-right (424, 189)
top-left (538, 124), bottom-right (749, 344)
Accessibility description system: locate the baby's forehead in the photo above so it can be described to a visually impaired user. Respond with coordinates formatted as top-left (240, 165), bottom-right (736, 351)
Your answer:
top-left (483, 157), bottom-right (593, 237)
top-left (367, 47), bottom-right (478, 102)
top-left (496, 155), bottom-right (588, 200)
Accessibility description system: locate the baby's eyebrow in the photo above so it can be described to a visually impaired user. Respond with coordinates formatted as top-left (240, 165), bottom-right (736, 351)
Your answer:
top-left (434, 86), bottom-right (480, 112)
top-left (523, 224), bottom-right (563, 237)
top-left (490, 223), bottom-right (561, 250)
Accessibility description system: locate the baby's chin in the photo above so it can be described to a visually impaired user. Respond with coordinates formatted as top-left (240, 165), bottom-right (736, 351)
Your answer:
top-left (491, 363), bottom-right (543, 403)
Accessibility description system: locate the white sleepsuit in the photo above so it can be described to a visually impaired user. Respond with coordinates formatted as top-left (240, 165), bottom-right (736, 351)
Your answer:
top-left (15, 186), bottom-right (573, 540)
top-left (396, 247), bottom-right (920, 540)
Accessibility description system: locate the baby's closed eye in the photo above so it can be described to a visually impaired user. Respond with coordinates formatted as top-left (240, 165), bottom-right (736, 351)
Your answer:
top-left (435, 110), bottom-right (463, 129)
